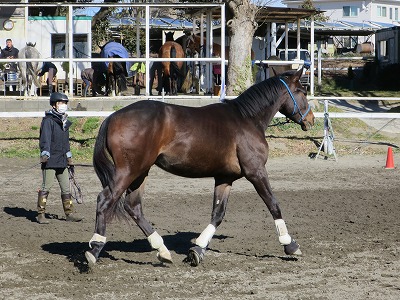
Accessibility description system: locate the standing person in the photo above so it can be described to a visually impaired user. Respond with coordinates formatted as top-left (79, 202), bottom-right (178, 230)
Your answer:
top-left (0, 38), bottom-right (19, 91)
top-left (80, 67), bottom-right (104, 97)
top-left (81, 68), bottom-right (94, 97)
top-left (38, 61), bottom-right (58, 95)
top-left (37, 92), bottom-right (83, 224)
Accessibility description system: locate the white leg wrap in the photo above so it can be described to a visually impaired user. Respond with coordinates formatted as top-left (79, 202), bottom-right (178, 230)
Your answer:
top-left (195, 224), bottom-right (216, 248)
top-left (148, 231), bottom-right (172, 263)
top-left (147, 231), bottom-right (164, 250)
top-left (89, 233), bottom-right (107, 249)
top-left (275, 219), bottom-right (292, 246)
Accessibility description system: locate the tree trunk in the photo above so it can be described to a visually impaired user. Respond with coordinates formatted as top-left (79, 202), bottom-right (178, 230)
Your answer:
top-left (226, 0), bottom-right (258, 96)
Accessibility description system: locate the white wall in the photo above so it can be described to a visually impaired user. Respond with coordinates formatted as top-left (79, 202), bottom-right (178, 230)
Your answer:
top-left (27, 16), bottom-right (92, 80)
top-left (283, 0), bottom-right (400, 24)
top-left (0, 16), bottom-right (26, 51)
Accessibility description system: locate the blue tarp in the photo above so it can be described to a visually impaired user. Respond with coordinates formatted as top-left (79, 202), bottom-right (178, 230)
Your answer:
top-left (100, 42), bottom-right (133, 77)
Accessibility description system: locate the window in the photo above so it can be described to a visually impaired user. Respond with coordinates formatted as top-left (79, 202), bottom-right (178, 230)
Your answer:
top-left (395, 8), bottom-right (399, 21)
top-left (379, 40), bottom-right (388, 60)
top-left (51, 34), bottom-right (89, 58)
top-left (377, 6), bottom-right (387, 17)
top-left (390, 7), bottom-right (393, 19)
top-left (343, 6), bottom-right (358, 17)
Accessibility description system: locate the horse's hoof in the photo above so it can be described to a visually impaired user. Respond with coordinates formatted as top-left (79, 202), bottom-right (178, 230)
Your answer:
top-left (157, 246), bottom-right (173, 264)
top-left (85, 251), bottom-right (97, 267)
top-left (157, 253), bottom-right (173, 264)
top-left (187, 246), bottom-right (206, 267)
top-left (284, 239), bottom-right (302, 256)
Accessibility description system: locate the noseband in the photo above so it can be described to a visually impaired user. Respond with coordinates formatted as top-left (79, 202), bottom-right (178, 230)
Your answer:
top-left (279, 78), bottom-right (311, 122)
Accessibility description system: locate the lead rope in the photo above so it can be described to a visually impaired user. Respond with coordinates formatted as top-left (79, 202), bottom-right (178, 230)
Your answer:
top-left (68, 165), bottom-right (83, 204)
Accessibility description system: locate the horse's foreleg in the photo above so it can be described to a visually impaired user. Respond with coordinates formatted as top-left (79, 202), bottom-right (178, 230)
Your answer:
top-left (248, 169), bottom-right (302, 256)
top-left (188, 181), bottom-right (232, 266)
top-left (123, 177), bottom-right (172, 264)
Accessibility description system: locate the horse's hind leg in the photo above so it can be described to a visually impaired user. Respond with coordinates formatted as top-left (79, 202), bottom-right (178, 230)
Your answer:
top-left (188, 180), bottom-right (232, 266)
top-left (85, 172), bottom-right (131, 266)
top-left (123, 176), bottom-right (172, 263)
top-left (85, 186), bottom-right (114, 266)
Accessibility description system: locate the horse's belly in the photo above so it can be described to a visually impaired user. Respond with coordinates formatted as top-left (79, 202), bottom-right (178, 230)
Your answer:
top-left (155, 152), bottom-right (241, 178)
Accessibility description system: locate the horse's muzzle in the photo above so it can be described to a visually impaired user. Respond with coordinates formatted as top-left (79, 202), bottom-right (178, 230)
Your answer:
top-left (300, 111), bottom-right (315, 131)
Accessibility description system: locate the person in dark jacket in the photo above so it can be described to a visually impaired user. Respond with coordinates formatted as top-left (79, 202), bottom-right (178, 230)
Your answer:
top-left (0, 38), bottom-right (19, 71)
top-left (37, 92), bottom-right (82, 224)
top-left (0, 38), bottom-right (19, 91)
top-left (81, 67), bottom-right (105, 97)
top-left (38, 61), bottom-right (58, 95)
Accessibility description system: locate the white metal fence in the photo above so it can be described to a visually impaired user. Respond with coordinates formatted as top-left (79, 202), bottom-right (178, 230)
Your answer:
top-left (1, 96), bottom-right (400, 120)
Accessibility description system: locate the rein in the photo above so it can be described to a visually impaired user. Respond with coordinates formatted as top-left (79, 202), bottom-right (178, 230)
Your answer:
top-left (68, 165), bottom-right (83, 204)
top-left (279, 78), bottom-right (311, 122)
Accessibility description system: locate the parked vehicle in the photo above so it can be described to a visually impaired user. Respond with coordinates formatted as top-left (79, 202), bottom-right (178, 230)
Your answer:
top-left (278, 49), bottom-right (311, 86)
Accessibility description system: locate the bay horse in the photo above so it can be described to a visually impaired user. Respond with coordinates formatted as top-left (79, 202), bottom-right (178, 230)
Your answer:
top-left (85, 68), bottom-right (314, 267)
top-left (18, 42), bottom-right (41, 96)
top-left (158, 41), bottom-right (185, 95)
top-left (100, 42), bottom-right (130, 96)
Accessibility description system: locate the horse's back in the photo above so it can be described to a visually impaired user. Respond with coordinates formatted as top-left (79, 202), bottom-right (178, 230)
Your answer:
top-left (159, 41), bottom-right (185, 70)
top-left (107, 100), bottom-right (245, 177)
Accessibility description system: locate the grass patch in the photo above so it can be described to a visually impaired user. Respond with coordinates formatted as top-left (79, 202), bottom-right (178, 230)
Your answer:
top-left (0, 117), bottom-right (105, 162)
top-left (0, 109), bottom-right (399, 162)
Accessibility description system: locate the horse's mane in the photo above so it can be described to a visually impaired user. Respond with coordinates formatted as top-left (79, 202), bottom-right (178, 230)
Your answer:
top-left (223, 77), bottom-right (283, 118)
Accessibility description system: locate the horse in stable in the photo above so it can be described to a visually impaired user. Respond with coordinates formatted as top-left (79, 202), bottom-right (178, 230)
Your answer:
top-left (18, 42), bottom-right (42, 96)
top-left (150, 32), bottom-right (186, 96)
top-left (99, 41), bottom-right (131, 96)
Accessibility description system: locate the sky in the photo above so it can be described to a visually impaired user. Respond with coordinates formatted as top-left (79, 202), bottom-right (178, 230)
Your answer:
top-left (262, 0), bottom-right (285, 7)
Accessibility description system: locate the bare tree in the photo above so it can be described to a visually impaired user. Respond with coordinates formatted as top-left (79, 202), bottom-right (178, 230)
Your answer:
top-left (226, 0), bottom-right (259, 95)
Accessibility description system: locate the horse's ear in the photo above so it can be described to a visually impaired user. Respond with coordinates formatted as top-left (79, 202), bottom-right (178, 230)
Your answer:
top-left (33, 42), bottom-right (36, 47)
top-left (291, 67), bottom-right (304, 82)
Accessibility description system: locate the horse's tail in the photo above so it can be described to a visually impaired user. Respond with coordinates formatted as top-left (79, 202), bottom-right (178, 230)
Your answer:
top-left (169, 45), bottom-right (184, 78)
top-left (93, 115), bottom-right (129, 222)
top-left (114, 61), bottom-right (127, 92)
top-left (93, 116), bottom-right (115, 189)
top-left (28, 62), bottom-right (41, 87)
top-left (117, 74), bottom-right (127, 92)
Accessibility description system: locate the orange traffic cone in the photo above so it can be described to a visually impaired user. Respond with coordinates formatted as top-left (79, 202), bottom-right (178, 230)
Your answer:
top-left (385, 146), bottom-right (395, 169)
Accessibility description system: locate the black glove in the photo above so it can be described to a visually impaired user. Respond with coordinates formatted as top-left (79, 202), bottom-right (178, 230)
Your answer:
top-left (40, 155), bottom-right (49, 163)
top-left (67, 157), bottom-right (73, 166)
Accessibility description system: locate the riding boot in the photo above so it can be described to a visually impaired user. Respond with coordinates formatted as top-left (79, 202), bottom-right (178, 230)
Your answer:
top-left (62, 193), bottom-right (83, 222)
top-left (36, 190), bottom-right (50, 224)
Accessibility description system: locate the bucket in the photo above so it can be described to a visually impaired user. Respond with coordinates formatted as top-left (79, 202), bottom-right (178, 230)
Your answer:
top-left (5, 72), bottom-right (18, 81)
top-left (214, 85), bottom-right (221, 96)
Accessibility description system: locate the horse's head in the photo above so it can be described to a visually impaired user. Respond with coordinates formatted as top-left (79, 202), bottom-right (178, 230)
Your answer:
top-left (186, 34), bottom-right (202, 56)
top-left (165, 31), bottom-right (174, 42)
top-left (278, 68), bottom-right (314, 131)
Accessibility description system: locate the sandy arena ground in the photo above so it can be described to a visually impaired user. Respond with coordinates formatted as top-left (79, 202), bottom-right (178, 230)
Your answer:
top-left (0, 154), bottom-right (399, 299)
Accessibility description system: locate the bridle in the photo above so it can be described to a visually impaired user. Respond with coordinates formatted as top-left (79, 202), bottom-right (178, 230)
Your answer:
top-left (279, 78), bottom-right (311, 123)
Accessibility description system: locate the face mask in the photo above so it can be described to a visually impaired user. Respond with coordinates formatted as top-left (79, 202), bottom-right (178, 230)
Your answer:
top-left (57, 103), bottom-right (68, 114)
